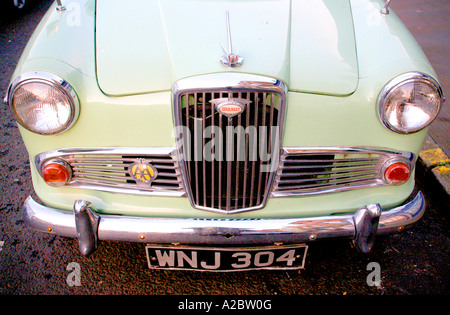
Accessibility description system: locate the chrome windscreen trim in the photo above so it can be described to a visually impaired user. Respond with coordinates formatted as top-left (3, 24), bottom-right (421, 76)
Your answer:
top-left (35, 147), bottom-right (186, 197)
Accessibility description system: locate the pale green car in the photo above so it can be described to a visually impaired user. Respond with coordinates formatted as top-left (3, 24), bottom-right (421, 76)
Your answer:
top-left (5, 0), bottom-right (445, 271)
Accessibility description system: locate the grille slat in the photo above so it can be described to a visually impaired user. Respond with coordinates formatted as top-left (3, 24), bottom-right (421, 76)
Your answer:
top-left (280, 167), bottom-right (376, 177)
top-left (277, 178), bottom-right (379, 191)
top-left (282, 158), bottom-right (379, 164)
top-left (73, 172), bottom-right (129, 181)
top-left (281, 163), bottom-right (376, 170)
top-left (278, 171), bottom-right (377, 185)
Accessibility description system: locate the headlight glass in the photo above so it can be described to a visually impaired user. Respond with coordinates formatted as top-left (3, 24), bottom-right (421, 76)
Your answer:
top-left (8, 72), bottom-right (78, 135)
top-left (378, 72), bottom-right (444, 134)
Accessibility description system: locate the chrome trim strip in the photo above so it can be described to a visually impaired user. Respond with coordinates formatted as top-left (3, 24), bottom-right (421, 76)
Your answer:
top-left (280, 146), bottom-right (415, 157)
top-left (35, 147), bottom-right (186, 197)
top-left (172, 73), bottom-right (288, 95)
top-left (23, 191), bottom-right (425, 248)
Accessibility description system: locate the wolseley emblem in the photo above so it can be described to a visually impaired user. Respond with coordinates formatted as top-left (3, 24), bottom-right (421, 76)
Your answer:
top-left (129, 160), bottom-right (157, 186)
top-left (220, 11), bottom-right (243, 68)
top-left (210, 98), bottom-right (251, 118)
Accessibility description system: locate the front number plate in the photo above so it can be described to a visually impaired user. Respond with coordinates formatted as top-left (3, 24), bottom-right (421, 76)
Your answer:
top-left (145, 244), bottom-right (308, 272)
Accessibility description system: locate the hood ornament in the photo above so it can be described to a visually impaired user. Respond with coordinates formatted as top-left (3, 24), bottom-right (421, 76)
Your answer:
top-left (220, 11), bottom-right (243, 68)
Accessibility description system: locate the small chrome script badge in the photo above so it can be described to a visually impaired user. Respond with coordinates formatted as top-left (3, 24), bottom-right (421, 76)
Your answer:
top-left (210, 97), bottom-right (251, 118)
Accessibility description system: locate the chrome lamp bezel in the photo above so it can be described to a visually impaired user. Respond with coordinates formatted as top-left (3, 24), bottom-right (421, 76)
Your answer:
top-left (6, 71), bottom-right (79, 135)
top-left (377, 72), bottom-right (444, 134)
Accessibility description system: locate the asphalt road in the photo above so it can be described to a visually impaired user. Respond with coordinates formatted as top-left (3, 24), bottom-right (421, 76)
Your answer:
top-left (391, 0), bottom-right (450, 157)
top-left (0, 1), bottom-right (448, 297)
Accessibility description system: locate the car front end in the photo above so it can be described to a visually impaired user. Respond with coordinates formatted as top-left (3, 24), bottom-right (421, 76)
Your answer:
top-left (5, 0), bottom-right (444, 271)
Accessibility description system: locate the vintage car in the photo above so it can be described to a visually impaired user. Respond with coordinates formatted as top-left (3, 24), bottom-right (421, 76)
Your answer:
top-left (5, 0), bottom-right (445, 271)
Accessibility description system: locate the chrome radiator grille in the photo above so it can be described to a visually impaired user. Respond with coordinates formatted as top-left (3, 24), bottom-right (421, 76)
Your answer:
top-left (272, 148), bottom-right (415, 197)
top-left (174, 74), bottom-right (287, 214)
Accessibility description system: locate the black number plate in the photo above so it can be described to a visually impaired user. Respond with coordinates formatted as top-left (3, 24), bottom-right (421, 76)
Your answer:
top-left (145, 244), bottom-right (308, 271)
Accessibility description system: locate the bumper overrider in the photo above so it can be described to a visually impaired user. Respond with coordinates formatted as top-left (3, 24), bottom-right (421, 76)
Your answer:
top-left (23, 191), bottom-right (425, 257)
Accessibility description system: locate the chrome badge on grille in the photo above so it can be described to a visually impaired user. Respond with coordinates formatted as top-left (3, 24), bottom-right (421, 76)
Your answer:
top-left (210, 97), bottom-right (250, 118)
top-left (129, 160), bottom-right (158, 186)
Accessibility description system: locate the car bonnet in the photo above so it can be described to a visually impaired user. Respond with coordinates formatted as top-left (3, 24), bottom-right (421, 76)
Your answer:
top-left (95, 0), bottom-right (358, 96)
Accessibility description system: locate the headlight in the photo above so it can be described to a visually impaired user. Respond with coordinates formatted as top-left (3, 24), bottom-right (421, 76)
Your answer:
top-left (378, 72), bottom-right (444, 134)
top-left (7, 71), bottom-right (79, 135)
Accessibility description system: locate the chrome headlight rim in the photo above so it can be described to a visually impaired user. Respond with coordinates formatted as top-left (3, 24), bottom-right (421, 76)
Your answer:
top-left (377, 72), bottom-right (444, 134)
top-left (6, 71), bottom-right (79, 136)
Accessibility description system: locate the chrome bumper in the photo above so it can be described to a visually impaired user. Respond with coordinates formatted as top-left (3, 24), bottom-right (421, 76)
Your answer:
top-left (23, 192), bottom-right (425, 257)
